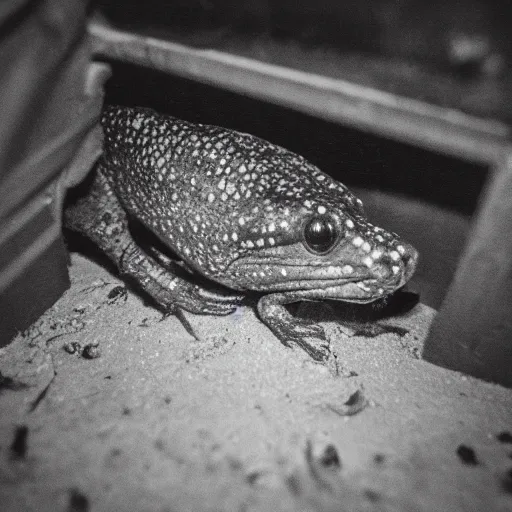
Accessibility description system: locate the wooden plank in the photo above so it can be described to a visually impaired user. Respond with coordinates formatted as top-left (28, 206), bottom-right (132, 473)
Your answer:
top-left (88, 20), bottom-right (510, 165)
top-left (423, 154), bottom-right (512, 387)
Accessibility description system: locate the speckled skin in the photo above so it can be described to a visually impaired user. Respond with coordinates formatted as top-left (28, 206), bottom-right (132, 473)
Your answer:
top-left (65, 105), bottom-right (418, 361)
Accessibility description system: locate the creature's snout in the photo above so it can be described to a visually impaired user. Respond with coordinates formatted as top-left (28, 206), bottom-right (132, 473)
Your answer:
top-left (399, 242), bottom-right (418, 286)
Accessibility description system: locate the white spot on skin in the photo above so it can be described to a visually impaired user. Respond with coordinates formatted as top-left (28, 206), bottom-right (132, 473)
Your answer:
top-left (363, 256), bottom-right (374, 268)
top-left (390, 251), bottom-right (401, 261)
top-left (345, 219), bottom-right (354, 229)
top-left (218, 178), bottom-right (226, 190)
top-left (392, 265), bottom-right (400, 274)
top-left (269, 237), bottom-right (275, 246)
top-left (268, 223), bottom-right (275, 232)
top-left (342, 265), bottom-right (353, 275)
top-left (239, 217), bottom-right (245, 226)
top-left (208, 193), bottom-right (215, 203)
top-left (317, 205), bottom-right (326, 214)
top-left (246, 241), bottom-right (254, 248)
top-left (397, 245), bottom-right (405, 255)
top-left (223, 234), bottom-right (229, 242)
top-left (371, 250), bottom-right (382, 260)
top-left (281, 269), bottom-right (287, 276)
top-left (280, 220), bottom-right (289, 229)
top-left (353, 236), bottom-right (364, 247)
top-left (256, 239), bottom-right (264, 247)
top-left (226, 182), bottom-right (236, 195)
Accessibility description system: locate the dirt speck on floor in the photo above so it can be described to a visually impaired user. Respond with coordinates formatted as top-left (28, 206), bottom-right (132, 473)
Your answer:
top-left (1, 253), bottom-right (511, 512)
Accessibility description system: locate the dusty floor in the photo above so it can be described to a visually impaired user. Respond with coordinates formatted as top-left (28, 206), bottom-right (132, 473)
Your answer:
top-left (1, 252), bottom-right (512, 512)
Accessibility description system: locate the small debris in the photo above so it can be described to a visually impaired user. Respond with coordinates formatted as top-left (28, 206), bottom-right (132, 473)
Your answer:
top-left (373, 453), bottom-right (386, 464)
top-left (82, 343), bottom-right (101, 359)
top-left (138, 317), bottom-right (150, 328)
top-left (246, 470), bottom-right (264, 485)
top-left (501, 468), bottom-right (512, 494)
top-left (325, 389), bottom-right (368, 416)
top-left (10, 425), bottom-right (28, 459)
top-left (364, 489), bottom-right (381, 502)
top-left (496, 431), bottom-right (512, 444)
top-left (154, 439), bottom-right (165, 451)
top-left (456, 444), bottom-right (479, 465)
top-left (318, 444), bottom-right (341, 468)
top-left (64, 342), bottom-right (82, 355)
top-left (352, 323), bottom-right (409, 338)
top-left (68, 488), bottom-right (89, 512)
top-left (64, 341), bottom-right (101, 359)
top-left (110, 447), bottom-right (122, 457)
top-left (107, 285), bottom-right (127, 304)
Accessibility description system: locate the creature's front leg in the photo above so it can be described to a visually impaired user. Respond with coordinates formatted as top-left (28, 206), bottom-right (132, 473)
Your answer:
top-left (257, 293), bottom-right (331, 361)
top-left (65, 168), bottom-right (242, 318)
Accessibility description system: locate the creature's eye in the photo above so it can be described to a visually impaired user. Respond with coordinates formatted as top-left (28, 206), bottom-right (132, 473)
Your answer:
top-left (303, 216), bottom-right (338, 254)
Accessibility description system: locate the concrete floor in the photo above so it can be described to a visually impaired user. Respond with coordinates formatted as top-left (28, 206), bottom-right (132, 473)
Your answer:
top-left (1, 252), bottom-right (511, 512)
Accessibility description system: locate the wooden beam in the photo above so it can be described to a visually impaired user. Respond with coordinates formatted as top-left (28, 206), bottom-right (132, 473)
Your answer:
top-left (88, 20), bottom-right (510, 165)
top-left (423, 153), bottom-right (512, 387)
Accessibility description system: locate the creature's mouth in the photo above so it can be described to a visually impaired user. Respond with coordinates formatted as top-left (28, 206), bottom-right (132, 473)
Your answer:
top-left (280, 279), bottom-right (396, 303)
top-left (226, 257), bottom-right (403, 300)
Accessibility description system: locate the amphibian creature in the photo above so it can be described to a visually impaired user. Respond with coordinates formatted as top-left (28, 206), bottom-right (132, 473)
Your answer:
top-left (65, 106), bottom-right (418, 361)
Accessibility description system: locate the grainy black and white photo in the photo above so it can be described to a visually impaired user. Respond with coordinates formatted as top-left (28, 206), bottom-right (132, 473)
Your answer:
top-left (1, 1), bottom-right (511, 511)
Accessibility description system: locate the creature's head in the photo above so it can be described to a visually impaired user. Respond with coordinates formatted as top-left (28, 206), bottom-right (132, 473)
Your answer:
top-left (221, 190), bottom-right (418, 303)
top-left (186, 141), bottom-right (418, 304)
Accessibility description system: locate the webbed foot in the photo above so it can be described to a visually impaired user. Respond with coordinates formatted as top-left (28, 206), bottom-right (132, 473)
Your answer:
top-left (257, 293), bottom-right (331, 361)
